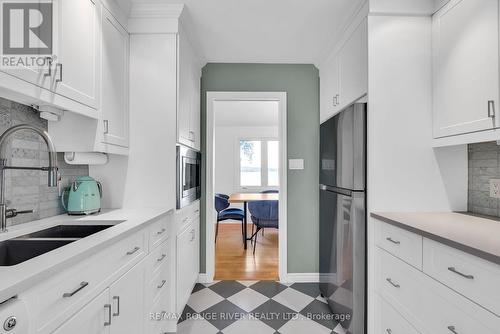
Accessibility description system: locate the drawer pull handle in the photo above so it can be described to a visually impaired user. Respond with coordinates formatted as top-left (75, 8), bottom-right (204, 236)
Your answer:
top-left (448, 267), bottom-right (474, 280)
top-left (104, 304), bottom-right (112, 326)
top-left (112, 296), bottom-right (120, 317)
top-left (386, 330), bottom-right (392, 334)
top-left (386, 237), bottom-right (400, 245)
top-left (386, 278), bottom-right (400, 288)
top-left (448, 326), bottom-right (459, 334)
top-left (157, 254), bottom-right (167, 262)
top-left (157, 228), bottom-right (166, 235)
top-left (63, 281), bottom-right (89, 298)
top-left (157, 279), bottom-right (167, 289)
top-left (126, 246), bottom-right (140, 255)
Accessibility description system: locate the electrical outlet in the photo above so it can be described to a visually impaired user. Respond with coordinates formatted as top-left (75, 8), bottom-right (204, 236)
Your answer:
top-left (490, 179), bottom-right (500, 198)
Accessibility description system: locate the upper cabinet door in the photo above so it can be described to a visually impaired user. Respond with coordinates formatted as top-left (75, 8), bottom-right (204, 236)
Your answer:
top-left (51, 0), bottom-right (100, 109)
top-left (177, 32), bottom-right (201, 150)
top-left (190, 70), bottom-right (201, 150)
top-left (338, 18), bottom-right (368, 111)
top-left (320, 53), bottom-right (340, 123)
top-left (101, 6), bottom-right (129, 147)
top-left (433, 0), bottom-right (499, 138)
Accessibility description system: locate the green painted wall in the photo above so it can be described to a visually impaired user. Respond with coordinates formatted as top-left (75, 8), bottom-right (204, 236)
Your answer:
top-left (200, 63), bottom-right (320, 274)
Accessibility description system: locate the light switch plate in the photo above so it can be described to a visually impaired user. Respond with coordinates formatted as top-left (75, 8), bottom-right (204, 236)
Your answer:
top-left (490, 179), bottom-right (500, 198)
top-left (289, 159), bottom-right (304, 170)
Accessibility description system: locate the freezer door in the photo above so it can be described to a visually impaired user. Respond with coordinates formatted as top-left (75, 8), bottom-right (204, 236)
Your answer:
top-left (319, 188), bottom-right (365, 334)
top-left (319, 104), bottom-right (365, 190)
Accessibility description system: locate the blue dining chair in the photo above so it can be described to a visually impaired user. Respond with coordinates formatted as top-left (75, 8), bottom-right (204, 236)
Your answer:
top-left (248, 200), bottom-right (279, 254)
top-left (256, 190), bottom-right (278, 236)
top-left (214, 194), bottom-right (245, 243)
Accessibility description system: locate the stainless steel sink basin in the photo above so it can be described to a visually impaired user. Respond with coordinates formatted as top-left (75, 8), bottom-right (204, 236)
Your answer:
top-left (17, 224), bottom-right (115, 239)
top-left (0, 239), bottom-right (74, 266)
top-left (0, 221), bottom-right (124, 266)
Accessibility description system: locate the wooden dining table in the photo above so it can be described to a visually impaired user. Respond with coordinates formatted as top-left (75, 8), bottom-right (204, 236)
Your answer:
top-left (228, 192), bottom-right (279, 249)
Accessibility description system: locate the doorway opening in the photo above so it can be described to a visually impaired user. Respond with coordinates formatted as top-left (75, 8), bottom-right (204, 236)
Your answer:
top-left (206, 92), bottom-right (287, 281)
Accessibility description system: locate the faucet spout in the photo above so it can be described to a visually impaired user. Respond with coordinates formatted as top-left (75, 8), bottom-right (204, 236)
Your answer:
top-left (0, 124), bottom-right (58, 188)
top-left (0, 124), bottom-right (59, 232)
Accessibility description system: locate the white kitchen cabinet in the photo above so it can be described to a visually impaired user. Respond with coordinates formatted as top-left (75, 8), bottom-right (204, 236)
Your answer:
top-left (100, 5), bottom-right (129, 147)
top-left (52, 289), bottom-right (110, 334)
top-left (433, 0), bottom-right (499, 138)
top-left (176, 215), bottom-right (199, 313)
top-left (50, 0), bottom-right (100, 109)
top-left (320, 53), bottom-right (340, 123)
top-left (177, 29), bottom-right (201, 150)
top-left (320, 17), bottom-right (367, 123)
top-left (373, 218), bottom-right (500, 334)
top-left (338, 18), bottom-right (368, 110)
top-left (109, 263), bottom-right (144, 334)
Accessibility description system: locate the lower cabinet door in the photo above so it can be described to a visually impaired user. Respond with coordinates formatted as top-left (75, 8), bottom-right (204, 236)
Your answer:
top-left (52, 289), bottom-right (110, 334)
top-left (176, 222), bottom-right (198, 313)
top-left (376, 295), bottom-right (420, 334)
top-left (109, 263), bottom-right (145, 334)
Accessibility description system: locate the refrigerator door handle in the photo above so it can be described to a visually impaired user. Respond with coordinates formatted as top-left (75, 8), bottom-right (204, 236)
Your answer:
top-left (319, 184), bottom-right (353, 197)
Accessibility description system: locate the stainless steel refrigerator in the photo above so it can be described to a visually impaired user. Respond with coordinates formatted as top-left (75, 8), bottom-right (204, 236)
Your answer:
top-left (319, 103), bottom-right (366, 334)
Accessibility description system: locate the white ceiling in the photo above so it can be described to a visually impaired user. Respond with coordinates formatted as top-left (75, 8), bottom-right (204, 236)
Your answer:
top-left (214, 101), bottom-right (279, 127)
top-left (117, 0), bottom-right (365, 64)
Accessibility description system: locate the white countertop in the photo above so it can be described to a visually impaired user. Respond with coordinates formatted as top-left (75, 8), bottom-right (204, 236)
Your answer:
top-left (0, 207), bottom-right (173, 303)
top-left (371, 212), bottom-right (500, 265)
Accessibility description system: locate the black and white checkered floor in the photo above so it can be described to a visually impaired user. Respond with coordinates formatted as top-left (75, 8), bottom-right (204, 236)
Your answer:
top-left (177, 280), bottom-right (350, 334)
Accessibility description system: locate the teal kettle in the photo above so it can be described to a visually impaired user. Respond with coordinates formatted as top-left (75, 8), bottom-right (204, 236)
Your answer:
top-left (61, 176), bottom-right (102, 215)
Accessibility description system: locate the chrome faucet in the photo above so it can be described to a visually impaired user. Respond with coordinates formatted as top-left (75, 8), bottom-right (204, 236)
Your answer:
top-left (0, 124), bottom-right (58, 232)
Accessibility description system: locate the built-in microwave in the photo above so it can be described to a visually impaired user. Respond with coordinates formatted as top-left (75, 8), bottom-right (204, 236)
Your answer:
top-left (176, 145), bottom-right (201, 209)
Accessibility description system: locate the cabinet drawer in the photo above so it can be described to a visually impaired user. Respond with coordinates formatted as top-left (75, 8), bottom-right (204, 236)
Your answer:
top-left (376, 247), bottom-right (500, 334)
top-left (375, 221), bottom-right (423, 269)
top-left (145, 239), bottom-right (169, 275)
top-left (175, 201), bottom-right (200, 232)
top-left (25, 230), bottom-right (146, 333)
top-left (148, 289), bottom-right (172, 334)
top-left (146, 267), bottom-right (169, 309)
top-left (420, 272), bottom-right (500, 334)
top-left (149, 216), bottom-right (170, 250)
top-left (376, 295), bottom-right (420, 334)
top-left (375, 247), bottom-right (424, 318)
top-left (423, 238), bottom-right (500, 316)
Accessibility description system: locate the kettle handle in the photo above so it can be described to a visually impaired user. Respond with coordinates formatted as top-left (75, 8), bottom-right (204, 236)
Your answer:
top-left (97, 181), bottom-right (103, 198)
top-left (61, 187), bottom-right (69, 211)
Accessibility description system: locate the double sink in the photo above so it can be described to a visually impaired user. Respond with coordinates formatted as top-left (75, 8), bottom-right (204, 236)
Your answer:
top-left (0, 222), bottom-right (124, 266)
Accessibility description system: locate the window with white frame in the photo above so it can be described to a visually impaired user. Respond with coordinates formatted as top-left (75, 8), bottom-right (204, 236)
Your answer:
top-left (239, 139), bottom-right (279, 188)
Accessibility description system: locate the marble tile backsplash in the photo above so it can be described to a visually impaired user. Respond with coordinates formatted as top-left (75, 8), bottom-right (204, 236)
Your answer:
top-left (0, 97), bottom-right (89, 226)
top-left (468, 141), bottom-right (500, 217)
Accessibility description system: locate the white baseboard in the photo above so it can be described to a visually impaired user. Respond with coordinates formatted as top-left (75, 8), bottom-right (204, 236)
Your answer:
top-left (281, 273), bottom-right (319, 283)
top-left (198, 273), bottom-right (214, 284)
top-left (198, 273), bottom-right (320, 284)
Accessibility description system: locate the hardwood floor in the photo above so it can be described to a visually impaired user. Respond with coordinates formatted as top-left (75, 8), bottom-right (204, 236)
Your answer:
top-left (215, 223), bottom-right (279, 281)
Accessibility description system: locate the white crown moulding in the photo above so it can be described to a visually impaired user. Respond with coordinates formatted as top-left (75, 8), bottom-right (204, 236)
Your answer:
top-left (128, 3), bottom-right (184, 34)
